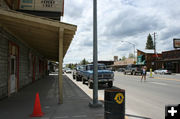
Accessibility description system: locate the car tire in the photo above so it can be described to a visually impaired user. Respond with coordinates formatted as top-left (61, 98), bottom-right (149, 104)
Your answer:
top-left (133, 71), bottom-right (136, 75)
top-left (79, 77), bottom-right (82, 81)
top-left (124, 72), bottom-right (126, 75)
top-left (88, 81), bottom-right (93, 89)
top-left (76, 76), bottom-right (79, 81)
top-left (73, 75), bottom-right (75, 79)
top-left (108, 81), bottom-right (113, 88)
top-left (82, 78), bottom-right (86, 84)
top-left (131, 72), bottom-right (133, 75)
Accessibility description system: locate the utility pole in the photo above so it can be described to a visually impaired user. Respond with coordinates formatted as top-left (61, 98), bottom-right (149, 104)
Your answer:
top-left (152, 32), bottom-right (158, 69)
top-left (89, 0), bottom-right (102, 108)
top-left (121, 41), bottom-right (136, 63)
top-left (133, 44), bottom-right (135, 64)
top-left (152, 32), bottom-right (157, 55)
top-left (93, 0), bottom-right (98, 106)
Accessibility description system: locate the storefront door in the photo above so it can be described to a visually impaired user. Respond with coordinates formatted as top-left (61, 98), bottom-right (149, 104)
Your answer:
top-left (176, 63), bottom-right (180, 73)
top-left (10, 56), bottom-right (16, 94)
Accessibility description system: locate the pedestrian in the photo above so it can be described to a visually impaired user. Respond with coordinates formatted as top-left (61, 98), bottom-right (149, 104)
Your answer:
top-left (141, 66), bottom-right (147, 81)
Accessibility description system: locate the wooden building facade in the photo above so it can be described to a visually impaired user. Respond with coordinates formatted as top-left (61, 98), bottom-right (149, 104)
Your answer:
top-left (158, 49), bottom-right (180, 73)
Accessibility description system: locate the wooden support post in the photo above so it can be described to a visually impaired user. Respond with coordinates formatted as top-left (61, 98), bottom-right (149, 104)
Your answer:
top-left (58, 28), bottom-right (64, 104)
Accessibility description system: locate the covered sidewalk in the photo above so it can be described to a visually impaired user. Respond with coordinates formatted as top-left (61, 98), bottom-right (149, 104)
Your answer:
top-left (0, 8), bottom-right (77, 103)
top-left (0, 73), bottom-right (104, 119)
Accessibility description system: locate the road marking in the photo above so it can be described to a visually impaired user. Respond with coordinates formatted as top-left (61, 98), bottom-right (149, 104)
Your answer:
top-left (150, 82), bottom-right (167, 86)
top-left (72, 115), bottom-right (87, 118)
top-left (153, 77), bottom-right (180, 82)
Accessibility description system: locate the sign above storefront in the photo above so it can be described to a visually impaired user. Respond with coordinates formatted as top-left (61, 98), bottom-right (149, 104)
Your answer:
top-left (173, 39), bottom-right (180, 48)
top-left (19, 0), bottom-right (64, 13)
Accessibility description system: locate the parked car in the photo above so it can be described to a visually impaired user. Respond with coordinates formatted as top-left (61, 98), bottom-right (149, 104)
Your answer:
top-left (72, 65), bottom-right (86, 81)
top-left (124, 64), bottom-right (142, 75)
top-left (82, 64), bottom-right (114, 88)
top-left (154, 69), bottom-right (172, 74)
top-left (65, 68), bottom-right (72, 73)
top-left (62, 68), bottom-right (66, 74)
top-left (76, 65), bottom-right (86, 81)
top-left (72, 68), bottom-right (76, 79)
top-left (72, 65), bottom-right (81, 79)
top-left (117, 68), bottom-right (125, 72)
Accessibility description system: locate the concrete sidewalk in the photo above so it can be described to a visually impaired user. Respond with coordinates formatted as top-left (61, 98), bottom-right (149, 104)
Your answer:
top-left (0, 73), bottom-right (104, 119)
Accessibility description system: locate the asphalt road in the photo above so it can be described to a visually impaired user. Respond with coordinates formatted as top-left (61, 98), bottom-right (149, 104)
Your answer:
top-left (66, 72), bottom-right (180, 119)
top-left (113, 72), bottom-right (180, 119)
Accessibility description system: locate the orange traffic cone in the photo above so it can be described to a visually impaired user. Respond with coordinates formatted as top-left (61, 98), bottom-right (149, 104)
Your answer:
top-left (30, 92), bottom-right (44, 117)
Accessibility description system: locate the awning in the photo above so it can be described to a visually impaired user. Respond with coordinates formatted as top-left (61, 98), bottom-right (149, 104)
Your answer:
top-left (0, 8), bottom-right (77, 104)
top-left (0, 9), bottom-right (77, 61)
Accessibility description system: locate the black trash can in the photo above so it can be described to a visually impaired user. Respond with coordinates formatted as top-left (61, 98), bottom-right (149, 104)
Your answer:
top-left (104, 89), bottom-right (125, 119)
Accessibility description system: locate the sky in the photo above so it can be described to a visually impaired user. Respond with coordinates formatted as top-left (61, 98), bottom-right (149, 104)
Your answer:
top-left (62, 0), bottom-right (180, 64)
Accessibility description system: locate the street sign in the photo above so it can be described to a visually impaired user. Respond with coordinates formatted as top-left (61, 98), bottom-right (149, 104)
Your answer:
top-left (173, 39), bottom-right (180, 48)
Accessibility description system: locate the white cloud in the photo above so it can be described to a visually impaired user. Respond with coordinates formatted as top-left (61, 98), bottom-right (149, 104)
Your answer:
top-left (62, 0), bottom-right (180, 64)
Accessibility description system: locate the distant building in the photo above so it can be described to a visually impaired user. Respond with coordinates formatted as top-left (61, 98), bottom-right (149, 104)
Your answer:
top-left (114, 56), bottom-right (118, 62)
top-left (156, 49), bottom-right (180, 73)
top-left (49, 61), bottom-right (59, 72)
top-left (136, 49), bottom-right (162, 71)
top-left (112, 58), bottom-right (135, 71)
top-left (98, 61), bottom-right (114, 66)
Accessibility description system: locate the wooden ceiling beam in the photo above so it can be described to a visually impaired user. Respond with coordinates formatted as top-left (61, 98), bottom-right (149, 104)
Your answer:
top-left (3, 27), bottom-right (58, 43)
top-left (0, 21), bottom-right (57, 35)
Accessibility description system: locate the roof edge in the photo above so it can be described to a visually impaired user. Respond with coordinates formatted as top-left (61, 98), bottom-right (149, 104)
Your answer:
top-left (0, 8), bottom-right (77, 31)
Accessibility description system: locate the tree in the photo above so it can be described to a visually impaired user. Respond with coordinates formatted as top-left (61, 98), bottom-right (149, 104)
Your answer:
top-left (80, 58), bottom-right (89, 65)
top-left (122, 56), bottom-right (126, 61)
top-left (128, 53), bottom-right (134, 58)
top-left (65, 63), bottom-right (77, 69)
top-left (68, 63), bottom-right (72, 68)
top-left (145, 34), bottom-right (154, 49)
